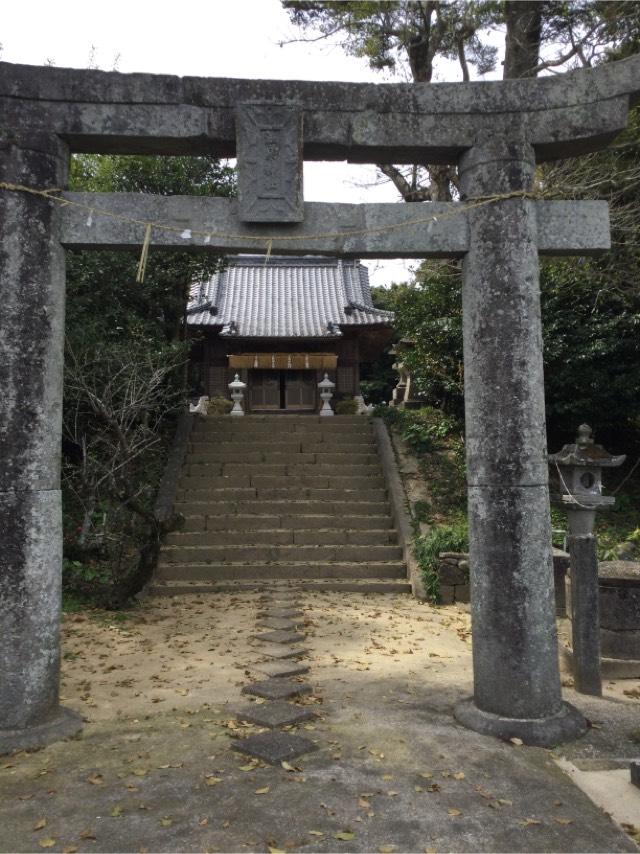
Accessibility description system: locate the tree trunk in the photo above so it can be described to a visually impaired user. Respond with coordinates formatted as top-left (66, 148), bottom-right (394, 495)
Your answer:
top-left (503, 1), bottom-right (543, 79)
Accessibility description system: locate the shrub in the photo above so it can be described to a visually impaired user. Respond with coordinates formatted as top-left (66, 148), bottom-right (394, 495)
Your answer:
top-left (414, 522), bottom-right (469, 603)
top-left (335, 398), bottom-right (359, 415)
top-left (209, 396), bottom-right (233, 414)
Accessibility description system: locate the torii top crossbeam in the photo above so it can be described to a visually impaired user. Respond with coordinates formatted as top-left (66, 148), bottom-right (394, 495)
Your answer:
top-left (2, 55), bottom-right (639, 160)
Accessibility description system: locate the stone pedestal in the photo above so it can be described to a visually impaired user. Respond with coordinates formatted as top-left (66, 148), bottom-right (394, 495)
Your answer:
top-left (0, 132), bottom-right (82, 753)
top-left (565, 560), bottom-right (640, 678)
top-left (453, 139), bottom-right (586, 747)
top-left (568, 534), bottom-right (602, 695)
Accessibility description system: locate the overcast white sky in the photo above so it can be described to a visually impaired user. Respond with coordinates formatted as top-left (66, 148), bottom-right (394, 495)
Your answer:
top-left (1, 0), bottom-right (500, 285)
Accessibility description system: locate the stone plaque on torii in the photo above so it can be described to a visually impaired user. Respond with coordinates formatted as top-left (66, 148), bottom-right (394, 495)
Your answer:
top-left (1, 56), bottom-right (640, 753)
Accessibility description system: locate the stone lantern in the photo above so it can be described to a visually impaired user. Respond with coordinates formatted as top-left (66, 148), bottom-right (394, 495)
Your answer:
top-left (228, 373), bottom-right (247, 416)
top-left (318, 373), bottom-right (335, 417)
top-left (549, 424), bottom-right (625, 695)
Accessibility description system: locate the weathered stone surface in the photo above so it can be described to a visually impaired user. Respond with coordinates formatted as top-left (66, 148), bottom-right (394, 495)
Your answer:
top-left (439, 585), bottom-right (455, 605)
top-left (253, 660), bottom-right (310, 679)
top-left (2, 57), bottom-right (639, 160)
top-left (438, 563), bottom-right (466, 586)
top-left (232, 731), bottom-right (317, 764)
top-left (242, 679), bottom-right (312, 701)
top-left (454, 137), bottom-right (585, 745)
top-left (257, 644), bottom-right (309, 660)
top-left (0, 133), bottom-right (82, 751)
top-left (59, 194), bottom-right (609, 259)
top-left (236, 103), bottom-right (303, 223)
top-left (233, 701), bottom-right (316, 728)
top-left (252, 630), bottom-right (306, 645)
top-left (631, 761), bottom-right (640, 789)
top-left (256, 618), bottom-right (300, 631)
top-left (258, 608), bottom-right (304, 620)
top-left (599, 561), bottom-right (640, 632)
top-left (568, 534), bottom-right (602, 696)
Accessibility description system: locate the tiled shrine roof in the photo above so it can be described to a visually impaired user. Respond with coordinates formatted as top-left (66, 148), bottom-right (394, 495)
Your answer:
top-left (187, 256), bottom-right (393, 338)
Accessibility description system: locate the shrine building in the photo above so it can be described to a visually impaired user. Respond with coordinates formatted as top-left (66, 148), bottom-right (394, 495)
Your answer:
top-left (186, 255), bottom-right (394, 413)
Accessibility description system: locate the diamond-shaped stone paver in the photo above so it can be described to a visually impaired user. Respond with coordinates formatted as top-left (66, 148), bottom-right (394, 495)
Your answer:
top-left (252, 630), bottom-right (305, 644)
top-left (233, 701), bottom-right (317, 728)
top-left (232, 731), bottom-right (317, 764)
top-left (253, 660), bottom-right (310, 678)
top-left (258, 608), bottom-right (303, 620)
top-left (256, 618), bottom-right (300, 631)
top-left (242, 679), bottom-right (312, 701)
top-left (258, 644), bottom-right (310, 660)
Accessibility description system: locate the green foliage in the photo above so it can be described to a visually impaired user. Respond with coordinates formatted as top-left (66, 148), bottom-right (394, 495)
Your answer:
top-left (208, 396), bottom-right (234, 415)
top-left (67, 154), bottom-right (235, 349)
top-left (373, 267), bottom-right (465, 417)
top-left (284, 1), bottom-right (501, 82)
top-left (376, 405), bottom-right (466, 524)
top-left (62, 153), bottom-right (236, 608)
top-left (414, 522), bottom-right (469, 603)
top-left (335, 398), bottom-right (359, 415)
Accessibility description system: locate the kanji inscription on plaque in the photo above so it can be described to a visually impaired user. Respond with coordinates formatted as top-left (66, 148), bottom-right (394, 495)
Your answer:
top-left (236, 103), bottom-right (303, 222)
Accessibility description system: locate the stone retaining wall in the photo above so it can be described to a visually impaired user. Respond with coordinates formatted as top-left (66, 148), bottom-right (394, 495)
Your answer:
top-left (437, 552), bottom-right (470, 604)
top-left (438, 549), bottom-right (570, 609)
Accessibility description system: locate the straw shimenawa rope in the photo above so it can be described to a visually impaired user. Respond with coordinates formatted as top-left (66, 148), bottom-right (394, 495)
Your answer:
top-left (0, 181), bottom-right (549, 282)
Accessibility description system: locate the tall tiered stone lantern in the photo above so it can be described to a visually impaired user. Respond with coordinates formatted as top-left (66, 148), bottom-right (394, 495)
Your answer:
top-left (549, 424), bottom-right (625, 695)
top-left (228, 373), bottom-right (247, 417)
top-left (318, 373), bottom-right (335, 417)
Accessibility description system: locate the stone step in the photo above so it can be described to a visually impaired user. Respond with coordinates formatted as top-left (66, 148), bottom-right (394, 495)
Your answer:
top-left (183, 462), bottom-right (382, 477)
top-left (188, 433), bottom-right (376, 452)
top-left (193, 416), bottom-right (370, 430)
top-left (160, 543), bottom-right (403, 563)
top-left (148, 578), bottom-right (412, 595)
top-left (175, 499), bottom-right (390, 515)
top-left (175, 487), bottom-right (388, 502)
top-left (186, 452), bottom-right (380, 467)
top-left (165, 529), bottom-right (397, 546)
top-left (191, 425), bottom-right (373, 442)
top-left (177, 474), bottom-right (385, 490)
top-left (180, 514), bottom-right (394, 532)
top-left (156, 560), bottom-right (407, 581)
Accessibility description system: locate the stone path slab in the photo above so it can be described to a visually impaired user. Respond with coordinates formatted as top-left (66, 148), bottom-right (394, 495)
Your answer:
top-left (257, 608), bottom-right (303, 619)
top-left (252, 630), bottom-right (306, 644)
top-left (256, 618), bottom-right (300, 631)
top-left (232, 731), bottom-right (318, 764)
top-left (233, 701), bottom-right (317, 728)
top-left (242, 679), bottom-right (312, 701)
top-left (252, 660), bottom-right (310, 678)
top-left (256, 643), bottom-right (309, 659)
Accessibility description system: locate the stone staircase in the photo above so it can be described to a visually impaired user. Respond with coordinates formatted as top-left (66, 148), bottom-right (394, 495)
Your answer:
top-left (153, 415), bottom-right (410, 594)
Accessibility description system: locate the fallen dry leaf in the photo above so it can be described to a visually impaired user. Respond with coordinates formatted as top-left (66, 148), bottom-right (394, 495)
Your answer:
top-left (255, 786), bottom-right (270, 795)
top-left (38, 839), bottom-right (56, 849)
top-left (520, 818), bottom-right (541, 827)
top-left (448, 808), bottom-right (462, 816)
top-left (334, 831), bottom-right (355, 841)
top-left (205, 776), bottom-right (223, 787)
top-left (33, 818), bottom-right (47, 831)
top-left (509, 737), bottom-right (523, 746)
top-left (160, 817), bottom-right (173, 827)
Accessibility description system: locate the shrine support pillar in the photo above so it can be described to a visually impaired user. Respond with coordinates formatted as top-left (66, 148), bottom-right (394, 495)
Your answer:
top-left (0, 132), bottom-right (82, 753)
top-left (453, 139), bottom-right (586, 746)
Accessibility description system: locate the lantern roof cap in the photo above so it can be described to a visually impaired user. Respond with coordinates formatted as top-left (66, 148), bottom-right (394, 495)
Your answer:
top-left (548, 424), bottom-right (625, 468)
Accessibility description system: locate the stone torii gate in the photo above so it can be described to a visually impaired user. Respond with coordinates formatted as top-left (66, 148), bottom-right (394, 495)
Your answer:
top-left (1, 56), bottom-right (639, 753)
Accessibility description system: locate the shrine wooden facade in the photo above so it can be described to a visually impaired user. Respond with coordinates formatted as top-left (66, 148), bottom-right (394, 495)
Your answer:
top-left (187, 256), bottom-right (393, 413)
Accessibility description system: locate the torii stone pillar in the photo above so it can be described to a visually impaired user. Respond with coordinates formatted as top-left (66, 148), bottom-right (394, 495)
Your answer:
top-left (453, 139), bottom-right (586, 745)
top-left (0, 131), bottom-right (83, 752)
